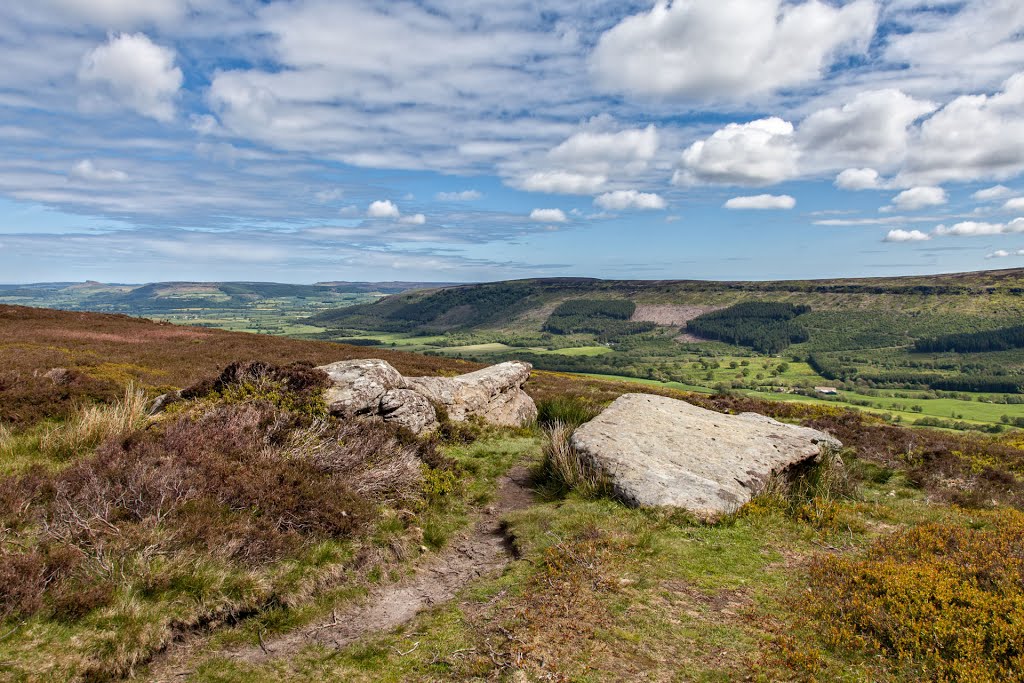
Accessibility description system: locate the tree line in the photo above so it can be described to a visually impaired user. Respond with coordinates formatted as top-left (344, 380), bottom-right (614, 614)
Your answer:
top-left (914, 324), bottom-right (1024, 353)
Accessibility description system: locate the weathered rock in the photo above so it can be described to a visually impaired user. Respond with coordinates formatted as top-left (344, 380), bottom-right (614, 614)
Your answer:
top-left (148, 390), bottom-right (182, 416)
top-left (316, 359), bottom-right (407, 416)
top-left (379, 389), bottom-right (439, 434)
top-left (43, 367), bottom-right (74, 385)
top-left (570, 393), bottom-right (841, 518)
top-left (406, 361), bottom-right (537, 427)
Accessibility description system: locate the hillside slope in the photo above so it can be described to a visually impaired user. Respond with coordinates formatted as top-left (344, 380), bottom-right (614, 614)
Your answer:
top-left (312, 269), bottom-right (1024, 333)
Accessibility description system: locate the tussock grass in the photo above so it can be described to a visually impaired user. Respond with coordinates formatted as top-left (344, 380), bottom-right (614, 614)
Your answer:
top-left (537, 421), bottom-right (608, 498)
top-left (742, 447), bottom-right (858, 531)
top-left (535, 394), bottom-right (601, 428)
top-left (38, 384), bottom-right (149, 460)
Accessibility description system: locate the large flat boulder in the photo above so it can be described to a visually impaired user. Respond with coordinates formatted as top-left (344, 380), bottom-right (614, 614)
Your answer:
top-left (570, 393), bottom-right (841, 518)
top-left (406, 361), bottom-right (537, 427)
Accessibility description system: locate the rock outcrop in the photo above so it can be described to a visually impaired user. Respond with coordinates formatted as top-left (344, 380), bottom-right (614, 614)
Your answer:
top-left (318, 359), bottom-right (408, 417)
top-left (570, 393), bottom-right (841, 518)
top-left (406, 361), bottom-right (537, 427)
top-left (314, 359), bottom-right (537, 434)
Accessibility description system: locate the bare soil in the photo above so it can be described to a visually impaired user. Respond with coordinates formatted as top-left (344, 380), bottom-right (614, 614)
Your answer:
top-left (145, 465), bottom-right (536, 680)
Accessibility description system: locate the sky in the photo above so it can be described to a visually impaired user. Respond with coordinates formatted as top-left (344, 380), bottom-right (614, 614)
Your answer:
top-left (2, 0), bottom-right (1024, 284)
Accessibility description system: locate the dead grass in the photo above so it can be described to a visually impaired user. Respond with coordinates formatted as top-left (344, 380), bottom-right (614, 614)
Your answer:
top-left (38, 384), bottom-right (148, 461)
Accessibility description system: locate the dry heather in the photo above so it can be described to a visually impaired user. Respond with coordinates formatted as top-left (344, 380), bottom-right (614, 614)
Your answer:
top-left (0, 361), bottom-right (449, 680)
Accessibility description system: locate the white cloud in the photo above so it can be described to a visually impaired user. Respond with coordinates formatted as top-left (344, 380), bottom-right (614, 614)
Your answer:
top-left (399, 213), bottom-right (426, 225)
top-left (889, 186), bottom-right (947, 211)
top-left (884, 229), bottom-right (931, 242)
top-left (529, 208), bottom-right (567, 223)
top-left (933, 219), bottom-right (1024, 236)
top-left (69, 159), bottom-right (128, 182)
top-left (315, 188), bottom-right (343, 203)
top-left (797, 90), bottom-right (936, 171)
top-left (676, 117), bottom-right (798, 186)
top-left (835, 168), bottom-right (883, 190)
top-left (973, 185), bottom-right (1014, 201)
top-left (338, 205), bottom-right (360, 217)
top-left (594, 190), bottom-right (666, 211)
top-left (987, 248), bottom-right (1024, 259)
top-left (46, 0), bottom-right (187, 26)
top-left (723, 194), bottom-right (796, 210)
top-left (591, 0), bottom-right (877, 100)
top-left (898, 73), bottom-right (1024, 185)
top-left (518, 171), bottom-right (606, 195)
top-left (436, 190), bottom-right (482, 201)
top-left (1003, 198), bottom-right (1024, 211)
top-left (77, 33), bottom-right (182, 122)
top-left (366, 199), bottom-right (400, 219)
top-left (548, 124), bottom-right (659, 175)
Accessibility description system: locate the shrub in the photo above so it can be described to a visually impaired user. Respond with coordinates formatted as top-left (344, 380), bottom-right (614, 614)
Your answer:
top-left (805, 511), bottom-right (1024, 682)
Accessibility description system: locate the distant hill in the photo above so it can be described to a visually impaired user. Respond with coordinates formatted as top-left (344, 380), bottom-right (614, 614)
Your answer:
top-left (310, 269), bottom-right (1024, 334)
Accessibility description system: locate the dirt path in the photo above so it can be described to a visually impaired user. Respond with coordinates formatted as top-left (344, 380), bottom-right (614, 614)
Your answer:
top-left (147, 465), bottom-right (535, 680)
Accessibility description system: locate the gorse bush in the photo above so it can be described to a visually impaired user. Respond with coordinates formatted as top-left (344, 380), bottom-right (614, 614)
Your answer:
top-left (805, 510), bottom-right (1024, 682)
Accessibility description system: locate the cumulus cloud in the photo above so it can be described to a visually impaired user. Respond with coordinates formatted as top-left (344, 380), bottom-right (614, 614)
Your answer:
top-left (77, 33), bottom-right (182, 122)
top-left (529, 208), bottom-right (567, 223)
top-left (898, 73), bottom-right (1024, 185)
top-left (973, 185), bottom-right (1014, 201)
top-left (69, 159), bottom-right (128, 182)
top-left (1003, 198), bottom-right (1024, 211)
top-left (797, 90), bottom-right (936, 171)
top-left (594, 190), bottom-right (666, 211)
top-left (435, 190), bottom-right (482, 201)
top-left (591, 0), bottom-right (877, 100)
top-left (723, 194), bottom-right (796, 210)
top-left (934, 219), bottom-right (1024, 236)
top-left (548, 125), bottom-right (659, 175)
top-left (366, 199), bottom-right (400, 219)
top-left (399, 213), bottom-right (426, 225)
top-left (884, 229), bottom-right (931, 242)
top-left (835, 168), bottom-right (883, 190)
top-left (987, 248), bottom-right (1024, 259)
top-left (675, 118), bottom-right (798, 186)
top-left (518, 171), bottom-right (606, 195)
top-left (889, 186), bottom-right (947, 211)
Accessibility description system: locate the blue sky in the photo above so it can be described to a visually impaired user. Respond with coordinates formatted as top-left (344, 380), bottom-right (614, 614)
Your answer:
top-left (2, 0), bottom-right (1024, 283)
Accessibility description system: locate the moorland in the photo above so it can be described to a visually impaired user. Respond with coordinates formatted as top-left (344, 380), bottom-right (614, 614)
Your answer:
top-left (1, 302), bottom-right (1023, 681)
top-left (9, 269), bottom-right (1024, 434)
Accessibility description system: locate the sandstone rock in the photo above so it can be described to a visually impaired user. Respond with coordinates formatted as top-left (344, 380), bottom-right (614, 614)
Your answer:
top-left (406, 361), bottom-right (537, 427)
top-left (148, 390), bottom-right (182, 416)
top-left (43, 367), bottom-right (74, 385)
top-left (570, 393), bottom-right (841, 518)
top-left (379, 388), bottom-right (439, 434)
top-left (316, 359), bottom-right (407, 416)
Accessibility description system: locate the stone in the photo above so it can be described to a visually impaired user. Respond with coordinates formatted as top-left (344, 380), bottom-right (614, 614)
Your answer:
top-left (148, 390), bottom-right (182, 416)
top-left (570, 393), bottom-right (841, 518)
top-left (43, 367), bottom-right (74, 385)
top-left (405, 361), bottom-right (537, 427)
top-left (316, 358), bottom-right (407, 416)
top-left (379, 388), bottom-right (439, 434)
